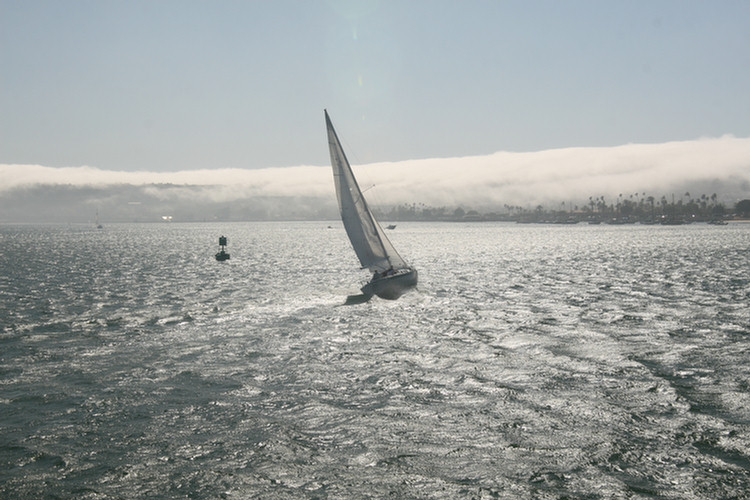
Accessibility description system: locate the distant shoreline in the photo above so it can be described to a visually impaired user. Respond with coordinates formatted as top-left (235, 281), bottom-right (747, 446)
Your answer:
top-left (2, 219), bottom-right (750, 226)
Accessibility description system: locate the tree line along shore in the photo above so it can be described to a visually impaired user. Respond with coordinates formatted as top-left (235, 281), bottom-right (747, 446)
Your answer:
top-left (376, 195), bottom-right (750, 224)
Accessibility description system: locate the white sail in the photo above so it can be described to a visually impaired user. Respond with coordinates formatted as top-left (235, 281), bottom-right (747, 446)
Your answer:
top-left (325, 110), bottom-right (409, 273)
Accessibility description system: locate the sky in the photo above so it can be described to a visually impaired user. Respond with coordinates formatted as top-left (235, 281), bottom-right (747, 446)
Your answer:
top-left (1, 0), bottom-right (750, 220)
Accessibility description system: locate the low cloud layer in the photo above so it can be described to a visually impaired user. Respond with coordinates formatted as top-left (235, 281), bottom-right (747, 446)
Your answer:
top-left (2, 136), bottom-right (749, 222)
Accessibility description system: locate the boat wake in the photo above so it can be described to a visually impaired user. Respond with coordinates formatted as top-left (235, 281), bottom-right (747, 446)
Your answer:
top-left (342, 293), bottom-right (373, 305)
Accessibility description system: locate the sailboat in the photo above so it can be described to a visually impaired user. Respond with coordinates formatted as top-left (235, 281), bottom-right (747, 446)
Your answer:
top-left (325, 110), bottom-right (418, 301)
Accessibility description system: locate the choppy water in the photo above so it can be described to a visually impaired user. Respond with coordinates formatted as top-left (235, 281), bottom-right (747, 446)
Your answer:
top-left (1, 221), bottom-right (749, 499)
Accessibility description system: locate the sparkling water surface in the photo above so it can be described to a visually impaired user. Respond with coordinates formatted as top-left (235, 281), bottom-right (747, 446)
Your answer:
top-left (1, 221), bottom-right (749, 499)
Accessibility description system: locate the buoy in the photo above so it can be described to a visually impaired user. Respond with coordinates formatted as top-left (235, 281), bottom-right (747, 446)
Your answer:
top-left (215, 236), bottom-right (230, 261)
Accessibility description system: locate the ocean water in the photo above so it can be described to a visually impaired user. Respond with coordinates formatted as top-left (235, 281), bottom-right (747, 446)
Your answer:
top-left (1, 221), bottom-right (749, 499)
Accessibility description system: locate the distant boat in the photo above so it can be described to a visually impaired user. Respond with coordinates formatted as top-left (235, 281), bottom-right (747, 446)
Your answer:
top-left (386, 224), bottom-right (397, 230)
top-left (325, 110), bottom-right (417, 301)
top-left (95, 210), bottom-right (103, 229)
top-left (215, 235), bottom-right (230, 261)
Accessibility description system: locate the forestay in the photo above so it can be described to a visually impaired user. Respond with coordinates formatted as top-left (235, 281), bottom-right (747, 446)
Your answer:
top-left (325, 110), bottom-right (408, 273)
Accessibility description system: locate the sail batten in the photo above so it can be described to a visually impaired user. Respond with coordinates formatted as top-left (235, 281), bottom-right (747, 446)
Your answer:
top-left (325, 110), bottom-right (408, 273)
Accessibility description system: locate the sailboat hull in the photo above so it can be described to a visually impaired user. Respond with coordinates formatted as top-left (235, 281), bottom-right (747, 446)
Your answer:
top-left (362, 269), bottom-right (418, 300)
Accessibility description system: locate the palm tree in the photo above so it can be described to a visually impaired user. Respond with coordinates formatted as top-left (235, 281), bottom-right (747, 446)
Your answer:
top-left (646, 196), bottom-right (656, 220)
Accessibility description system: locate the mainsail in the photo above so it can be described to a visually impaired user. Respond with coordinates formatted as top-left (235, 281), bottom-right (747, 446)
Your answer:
top-left (325, 110), bottom-right (409, 273)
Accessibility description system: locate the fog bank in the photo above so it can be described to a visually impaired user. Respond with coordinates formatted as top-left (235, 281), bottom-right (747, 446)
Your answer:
top-left (2, 136), bottom-right (749, 222)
